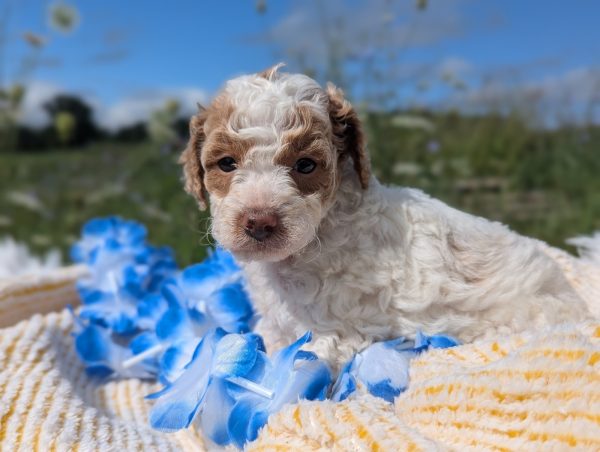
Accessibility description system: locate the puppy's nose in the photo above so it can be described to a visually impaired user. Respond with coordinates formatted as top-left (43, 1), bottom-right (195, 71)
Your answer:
top-left (243, 212), bottom-right (279, 241)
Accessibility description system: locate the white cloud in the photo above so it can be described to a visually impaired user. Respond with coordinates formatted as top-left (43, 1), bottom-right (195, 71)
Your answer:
top-left (538, 67), bottom-right (600, 103)
top-left (447, 66), bottom-right (600, 126)
top-left (462, 67), bottom-right (600, 106)
top-left (265, 0), bottom-right (470, 70)
top-left (16, 83), bottom-right (208, 131)
top-left (17, 81), bottom-right (62, 129)
top-left (437, 57), bottom-right (472, 79)
top-left (95, 88), bottom-right (208, 131)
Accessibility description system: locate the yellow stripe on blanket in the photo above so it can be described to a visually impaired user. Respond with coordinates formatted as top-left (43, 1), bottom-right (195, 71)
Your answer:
top-left (0, 265), bottom-right (86, 327)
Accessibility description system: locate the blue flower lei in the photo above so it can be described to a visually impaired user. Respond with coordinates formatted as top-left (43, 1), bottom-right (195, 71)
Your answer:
top-left (70, 217), bottom-right (458, 448)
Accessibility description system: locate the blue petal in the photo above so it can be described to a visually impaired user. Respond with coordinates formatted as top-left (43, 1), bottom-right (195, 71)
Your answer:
top-left (79, 294), bottom-right (137, 335)
top-left (181, 262), bottom-right (218, 284)
top-left (196, 378), bottom-right (236, 446)
top-left (156, 302), bottom-right (191, 341)
top-left (248, 333), bottom-right (266, 353)
top-left (412, 331), bottom-right (460, 352)
top-left (212, 334), bottom-right (258, 377)
top-left (188, 306), bottom-right (209, 325)
top-left (137, 293), bottom-right (168, 326)
top-left (211, 248), bottom-right (240, 273)
top-left (130, 331), bottom-right (159, 355)
top-left (367, 379), bottom-right (404, 403)
top-left (111, 314), bottom-right (136, 335)
top-left (149, 333), bottom-right (219, 431)
top-left (77, 287), bottom-right (105, 305)
top-left (246, 410), bottom-right (269, 445)
top-left (75, 325), bottom-right (109, 363)
top-left (382, 336), bottom-right (414, 351)
top-left (85, 217), bottom-right (115, 234)
top-left (192, 328), bottom-right (227, 361)
top-left (330, 371), bottom-right (357, 402)
top-left (228, 397), bottom-right (260, 449)
top-left (242, 350), bottom-right (269, 384)
top-left (145, 384), bottom-right (172, 401)
top-left (330, 358), bottom-right (358, 402)
top-left (70, 243), bottom-right (85, 263)
top-left (114, 218), bottom-right (147, 244)
top-left (150, 399), bottom-right (202, 433)
top-left (208, 282), bottom-right (254, 331)
top-left (72, 217), bottom-right (148, 265)
top-left (295, 350), bottom-right (318, 361)
top-left (224, 350), bottom-right (270, 400)
top-left (271, 358), bottom-right (331, 410)
top-left (181, 249), bottom-right (242, 299)
top-left (414, 331), bottom-right (429, 351)
top-left (427, 334), bottom-right (460, 349)
top-left (295, 360), bottom-right (331, 401)
top-left (85, 365), bottom-right (114, 378)
top-left (159, 339), bottom-right (200, 384)
top-left (161, 279), bottom-right (184, 304)
top-left (75, 323), bottom-right (155, 379)
top-left (356, 342), bottom-right (415, 398)
top-left (263, 331), bottom-right (312, 388)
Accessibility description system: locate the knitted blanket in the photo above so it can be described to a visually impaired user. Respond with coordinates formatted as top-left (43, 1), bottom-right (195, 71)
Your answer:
top-left (1, 242), bottom-right (599, 451)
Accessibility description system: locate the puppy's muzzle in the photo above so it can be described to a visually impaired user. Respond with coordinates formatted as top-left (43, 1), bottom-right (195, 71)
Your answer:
top-left (242, 212), bottom-right (280, 242)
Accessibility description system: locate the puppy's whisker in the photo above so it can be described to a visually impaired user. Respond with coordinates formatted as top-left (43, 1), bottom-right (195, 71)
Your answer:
top-left (188, 218), bottom-right (213, 248)
top-left (303, 238), bottom-right (322, 264)
top-left (292, 221), bottom-right (322, 264)
top-left (200, 231), bottom-right (215, 247)
top-left (197, 217), bottom-right (216, 247)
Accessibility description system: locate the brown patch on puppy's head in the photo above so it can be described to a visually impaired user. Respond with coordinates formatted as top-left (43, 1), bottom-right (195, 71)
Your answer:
top-left (202, 129), bottom-right (254, 198)
top-left (179, 95), bottom-right (239, 209)
top-left (274, 104), bottom-right (337, 201)
top-left (179, 107), bottom-right (208, 210)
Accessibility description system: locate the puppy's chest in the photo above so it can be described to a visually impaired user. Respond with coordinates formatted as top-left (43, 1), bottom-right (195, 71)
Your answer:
top-left (244, 254), bottom-right (411, 325)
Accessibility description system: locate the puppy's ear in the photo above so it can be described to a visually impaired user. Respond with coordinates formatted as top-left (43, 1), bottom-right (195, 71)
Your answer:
top-left (179, 108), bottom-right (208, 210)
top-left (326, 83), bottom-right (370, 189)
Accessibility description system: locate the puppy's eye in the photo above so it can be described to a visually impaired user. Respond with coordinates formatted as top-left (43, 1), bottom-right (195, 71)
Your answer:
top-left (218, 157), bottom-right (237, 172)
top-left (294, 158), bottom-right (317, 174)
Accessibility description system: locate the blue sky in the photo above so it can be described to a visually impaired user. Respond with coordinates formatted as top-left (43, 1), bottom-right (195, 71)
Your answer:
top-left (6, 0), bottom-right (600, 128)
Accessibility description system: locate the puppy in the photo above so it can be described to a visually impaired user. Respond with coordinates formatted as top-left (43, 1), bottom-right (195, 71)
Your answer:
top-left (180, 65), bottom-right (593, 369)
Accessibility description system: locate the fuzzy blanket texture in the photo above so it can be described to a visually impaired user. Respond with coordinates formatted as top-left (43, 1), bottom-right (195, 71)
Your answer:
top-left (1, 241), bottom-right (599, 451)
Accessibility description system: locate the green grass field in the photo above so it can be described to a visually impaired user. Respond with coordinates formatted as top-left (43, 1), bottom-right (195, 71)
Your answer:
top-left (1, 112), bottom-right (599, 267)
top-left (0, 142), bottom-right (210, 266)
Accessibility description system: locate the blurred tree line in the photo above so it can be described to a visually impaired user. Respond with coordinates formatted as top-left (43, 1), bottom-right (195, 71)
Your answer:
top-left (1, 1), bottom-right (81, 151)
top-left (0, 1), bottom-right (188, 153)
top-left (10, 93), bottom-right (188, 151)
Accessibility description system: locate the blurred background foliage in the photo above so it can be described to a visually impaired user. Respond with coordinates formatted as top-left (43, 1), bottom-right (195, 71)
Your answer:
top-left (0, 0), bottom-right (599, 266)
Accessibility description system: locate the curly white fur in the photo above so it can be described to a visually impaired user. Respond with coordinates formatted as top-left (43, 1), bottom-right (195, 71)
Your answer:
top-left (567, 232), bottom-right (600, 266)
top-left (244, 168), bottom-right (593, 369)
top-left (185, 68), bottom-right (596, 370)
